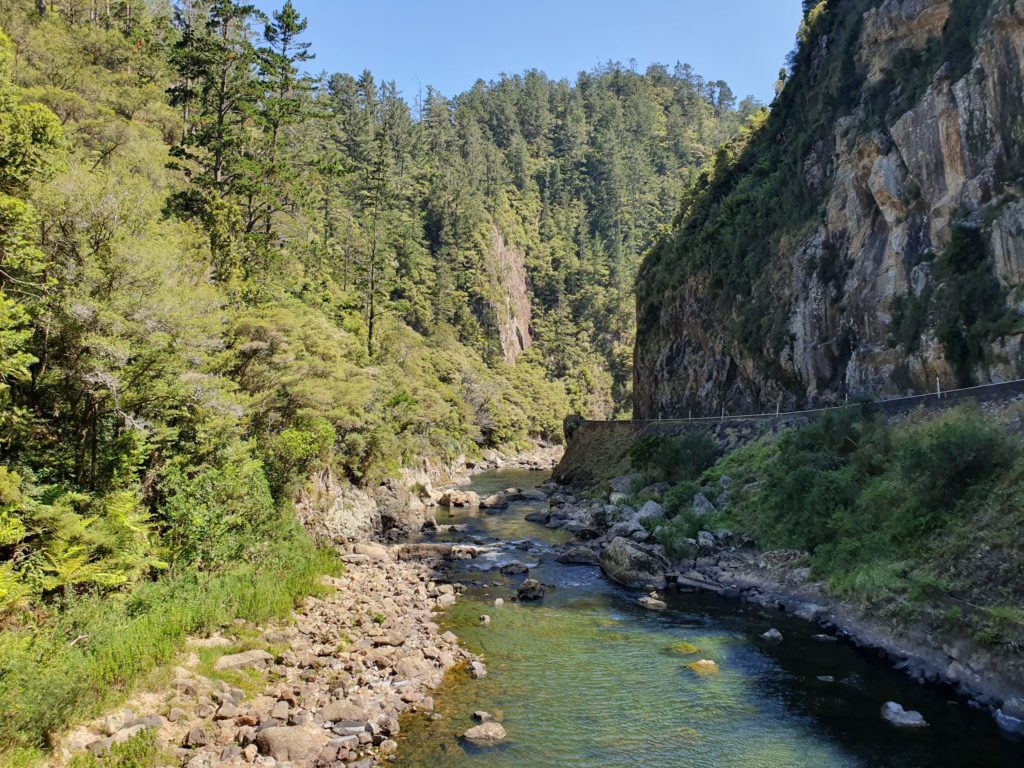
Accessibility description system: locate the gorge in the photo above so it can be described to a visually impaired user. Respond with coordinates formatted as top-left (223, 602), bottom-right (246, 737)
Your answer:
top-left (2, 1), bottom-right (1024, 767)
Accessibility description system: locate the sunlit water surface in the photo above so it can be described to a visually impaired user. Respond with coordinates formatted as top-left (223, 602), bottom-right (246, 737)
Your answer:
top-left (393, 470), bottom-right (1023, 768)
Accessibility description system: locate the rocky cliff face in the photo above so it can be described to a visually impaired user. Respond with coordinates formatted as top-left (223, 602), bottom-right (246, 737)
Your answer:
top-left (490, 226), bottom-right (533, 363)
top-left (635, 0), bottom-right (1024, 418)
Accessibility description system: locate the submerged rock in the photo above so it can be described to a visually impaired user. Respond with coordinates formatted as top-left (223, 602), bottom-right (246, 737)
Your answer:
top-left (881, 702), bottom-right (928, 728)
top-left (687, 659), bottom-right (720, 676)
top-left (667, 641), bottom-right (701, 655)
top-left (463, 721), bottom-right (507, 746)
top-left (517, 579), bottom-right (545, 601)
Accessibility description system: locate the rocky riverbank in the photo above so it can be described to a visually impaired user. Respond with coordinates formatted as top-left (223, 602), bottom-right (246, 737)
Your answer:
top-left (536, 478), bottom-right (1024, 736)
top-left (54, 544), bottom-right (481, 768)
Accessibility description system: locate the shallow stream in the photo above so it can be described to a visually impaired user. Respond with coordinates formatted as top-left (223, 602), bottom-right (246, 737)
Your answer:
top-left (394, 470), bottom-right (1022, 768)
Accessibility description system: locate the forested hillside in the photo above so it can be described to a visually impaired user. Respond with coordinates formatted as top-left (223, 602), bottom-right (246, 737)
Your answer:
top-left (0, 0), bottom-right (752, 753)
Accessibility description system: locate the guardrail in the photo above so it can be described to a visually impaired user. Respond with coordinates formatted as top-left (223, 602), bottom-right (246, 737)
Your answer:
top-left (587, 377), bottom-right (1024, 425)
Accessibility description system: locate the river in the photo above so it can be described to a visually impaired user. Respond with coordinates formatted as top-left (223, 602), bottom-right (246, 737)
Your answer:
top-left (394, 470), bottom-right (1023, 768)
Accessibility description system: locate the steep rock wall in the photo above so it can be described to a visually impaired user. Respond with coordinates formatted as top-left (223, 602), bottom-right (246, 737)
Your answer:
top-left (490, 226), bottom-right (533, 363)
top-left (635, 0), bottom-right (1024, 418)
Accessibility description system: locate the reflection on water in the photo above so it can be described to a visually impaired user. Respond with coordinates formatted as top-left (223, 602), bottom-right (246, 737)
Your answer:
top-left (395, 470), bottom-right (1023, 768)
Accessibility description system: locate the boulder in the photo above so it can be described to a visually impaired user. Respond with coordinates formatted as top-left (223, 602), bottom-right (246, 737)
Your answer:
top-left (609, 473), bottom-right (643, 494)
top-left (523, 511), bottom-right (549, 523)
top-left (463, 722), bottom-right (507, 746)
top-left (440, 489), bottom-right (480, 508)
top-left (255, 726), bottom-right (320, 761)
top-left (517, 579), bottom-right (546, 601)
top-left (761, 628), bottom-right (784, 642)
top-left (881, 702), bottom-right (928, 728)
top-left (692, 493), bottom-right (716, 517)
top-left (696, 530), bottom-right (716, 552)
top-left (480, 493), bottom-right (509, 509)
top-left (556, 546), bottom-right (600, 565)
top-left (319, 700), bottom-right (367, 724)
top-left (394, 651), bottom-right (436, 680)
top-left (608, 491), bottom-right (629, 504)
top-left (499, 562), bottom-right (529, 576)
top-left (213, 649), bottom-right (273, 672)
top-left (469, 661), bottom-right (488, 679)
top-left (633, 500), bottom-right (664, 523)
top-left (638, 595), bottom-right (667, 611)
top-left (607, 520), bottom-right (644, 541)
top-left (599, 537), bottom-right (670, 590)
top-left (639, 482), bottom-right (670, 498)
top-left (352, 542), bottom-right (390, 561)
top-left (519, 489), bottom-right (548, 501)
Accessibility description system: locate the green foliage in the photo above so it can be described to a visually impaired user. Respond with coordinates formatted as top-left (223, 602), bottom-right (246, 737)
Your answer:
top-left (0, 517), bottom-right (335, 754)
top-left (628, 431), bottom-right (717, 484)
top-left (67, 728), bottom-right (158, 768)
top-left (891, 222), bottom-right (1021, 385)
top-left (703, 405), bottom-right (1016, 606)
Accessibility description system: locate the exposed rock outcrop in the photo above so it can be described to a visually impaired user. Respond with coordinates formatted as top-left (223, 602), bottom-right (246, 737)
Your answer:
top-left (635, 0), bottom-right (1024, 417)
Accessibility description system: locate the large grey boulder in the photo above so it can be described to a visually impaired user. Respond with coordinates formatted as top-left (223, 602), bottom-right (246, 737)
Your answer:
top-left (692, 493), bottom-right (717, 517)
top-left (633, 500), bottom-right (664, 524)
top-left (480, 493), bottom-right (509, 509)
top-left (609, 473), bottom-right (644, 493)
top-left (599, 537), bottom-right (670, 590)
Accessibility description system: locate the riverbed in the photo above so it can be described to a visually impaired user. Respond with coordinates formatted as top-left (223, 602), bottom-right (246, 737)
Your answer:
top-left (394, 470), bottom-right (1023, 767)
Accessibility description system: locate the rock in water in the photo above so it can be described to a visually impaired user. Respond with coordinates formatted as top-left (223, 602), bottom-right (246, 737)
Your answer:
top-left (480, 493), bottom-right (509, 509)
top-left (638, 595), bottom-right (667, 610)
top-left (761, 628), bottom-right (784, 642)
top-left (517, 578), bottom-right (545, 600)
top-left (599, 537), bottom-right (670, 590)
top-left (687, 659), bottom-right (720, 676)
top-left (499, 562), bottom-right (529, 575)
top-left (463, 722), bottom-right (507, 746)
top-left (556, 546), bottom-right (600, 565)
top-left (881, 702), bottom-right (928, 728)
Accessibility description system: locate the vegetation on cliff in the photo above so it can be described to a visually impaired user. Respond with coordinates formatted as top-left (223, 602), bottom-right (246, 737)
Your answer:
top-left (636, 0), bottom-right (1016, 413)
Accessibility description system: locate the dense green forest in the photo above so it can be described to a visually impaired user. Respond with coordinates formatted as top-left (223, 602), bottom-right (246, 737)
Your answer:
top-left (0, 0), bottom-right (753, 754)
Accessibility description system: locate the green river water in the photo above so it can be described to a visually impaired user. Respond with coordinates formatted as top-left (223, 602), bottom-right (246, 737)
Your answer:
top-left (394, 470), bottom-right (1023, 768)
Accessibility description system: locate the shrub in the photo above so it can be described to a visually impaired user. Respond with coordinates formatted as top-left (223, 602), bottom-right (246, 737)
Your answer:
top-left (628, 432), bottom-right (718, 485)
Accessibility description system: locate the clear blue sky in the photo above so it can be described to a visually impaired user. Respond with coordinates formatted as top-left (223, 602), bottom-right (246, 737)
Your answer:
top-left (251, 0), bottom-right (805, 104)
